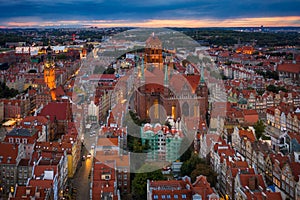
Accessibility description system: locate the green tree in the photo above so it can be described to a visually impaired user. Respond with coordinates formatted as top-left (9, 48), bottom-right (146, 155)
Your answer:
top-left (266, 84), bottom-right (288, 93)
top-left (179, 137), bottom-right (193, 162)
top-left (0, 82), bottom-right (19, 98)
top-left (132, 165), bottom-right (165, 199)
top-left (180, 153), bottom-right (204, 176)
top-left (190, 164), bottom-right (217, 186)
top-left (103, 67), bottom-right (115, 74)
top-left (56, 53), bottom-right (67, 60)
top-left (253, 120), bottom-right (266, 140)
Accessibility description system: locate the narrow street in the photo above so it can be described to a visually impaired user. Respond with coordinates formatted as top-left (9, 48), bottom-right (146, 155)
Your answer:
top-left (71, 146), bottom-right (93, 200)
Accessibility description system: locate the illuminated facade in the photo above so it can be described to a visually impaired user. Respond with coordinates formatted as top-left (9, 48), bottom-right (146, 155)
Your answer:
top-left (144, 33), bottom-right (163, 70)
top-left (135, 34), bottom-right (209, 123)
top-left (43, 45), bottom-right (56, 100)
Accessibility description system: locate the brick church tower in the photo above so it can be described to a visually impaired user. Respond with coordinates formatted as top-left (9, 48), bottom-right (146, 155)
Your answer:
top-left (195, 65), bottom-right (209, 119)
top-left (144, 33), bottom-right (163, 71)
top-left (134, 34), bottom-right (209, 123)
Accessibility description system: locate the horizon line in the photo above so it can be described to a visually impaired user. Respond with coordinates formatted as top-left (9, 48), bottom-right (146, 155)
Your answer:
top-left (1, 25), bottom-right (300, 29)
top-left (1, 16), bottom-right (300, 29)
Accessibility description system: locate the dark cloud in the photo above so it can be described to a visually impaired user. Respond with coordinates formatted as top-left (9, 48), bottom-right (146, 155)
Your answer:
top-left (0, 0), bottom-right (299, 25)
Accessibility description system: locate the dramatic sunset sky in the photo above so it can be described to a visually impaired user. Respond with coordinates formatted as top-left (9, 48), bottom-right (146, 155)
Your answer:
top-left (0, 0), bottom-right (299, 28)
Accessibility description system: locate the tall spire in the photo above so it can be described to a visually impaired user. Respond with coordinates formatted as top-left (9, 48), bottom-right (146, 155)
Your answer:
top-left (200, 65), bottom-right (205, 84)
top-left (134, 55), bottom-right (138, 76)
top-left (164, 64), bottom-right (168, 86)
top-left (141, 56), bottom-right (145, 82)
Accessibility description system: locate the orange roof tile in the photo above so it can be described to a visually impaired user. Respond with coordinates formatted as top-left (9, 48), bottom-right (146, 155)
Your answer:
top-left (277, 63), bottom-right (300, 73)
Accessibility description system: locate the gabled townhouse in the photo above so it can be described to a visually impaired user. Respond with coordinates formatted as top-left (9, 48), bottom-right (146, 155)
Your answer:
top-left (269, 154), bottom-right (290, 192)
top-left (4, 128), bottom-right (38, 159)
top-left (280, 162), bottom-right (300, 199)
top-left (146, 175), bottom-right (219, 200)
top-left (92, 161), bottom-right (120, 200)
top-left (28, 164), bottom-right (59, 200)
top-left (199, 133), bottom-right (222, 159)
top-left (95, 140), bottom-right (130, 195)
top-left (210, 141), bottom-right (235, 191)
top-left (250, 141), bottom-right (271, 173)
top-left (0, 143), bottom-right (25, 196)
top-left (235, 173), bottom-right (279, 200)
top-left (61, 122), bottom-right (81, 178)
top-left (34, 142), bottom-right (70, 187)
top-left (231, 127), bottom-right (256, 156)
top-left (225, 162), bottom-right (255, 200)
top-left (285, 132), bottom-right (300, 162)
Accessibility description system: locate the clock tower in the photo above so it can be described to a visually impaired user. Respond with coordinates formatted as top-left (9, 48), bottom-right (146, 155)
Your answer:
top-left (44, 43), bottom-right (56, 100)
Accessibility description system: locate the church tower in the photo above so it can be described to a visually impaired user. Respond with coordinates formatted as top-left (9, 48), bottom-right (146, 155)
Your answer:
top-left (196, 65), bottom-right (208, 119)
top-left (144, 33), bottom-right (163, 70)
top-left (44, 43), bottom-right (56, 100)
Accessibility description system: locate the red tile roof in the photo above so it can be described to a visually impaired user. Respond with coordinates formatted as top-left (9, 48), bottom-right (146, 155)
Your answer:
top-left (35, 141), bottom-right (72, 154)
top-left (277, 63), bottom-right (300, 73)
top-left (239, 174), bottom-right (266, 190)
top-left (245, 191), bottom-right (282, 200)
top-left (33, 165), bottom-right (57, 178)
top-left (12, 186), bottom-right (47, 200)
top-left (192, 175), bottom-right (215, 198)
top-left (269, 153), bottom-right (289, 169)
top-left (28, 180), bottom-right (53, 189)
top-left (39, 101), bottom-right (70, 122)
top-left (92, 161), bottom-right (118, 200)
top-left (238, 129), bottom-right (256, 142)
top-left (0, 143), bottom-right (19, 164)
top-left (289, 162), bottom-right (300, 182)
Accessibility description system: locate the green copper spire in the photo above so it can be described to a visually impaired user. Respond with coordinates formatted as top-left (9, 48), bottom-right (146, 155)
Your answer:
top-left (164, 64), bottom-right (168, 86)
top-left (200, 65), bottom-right (205, 84)
top-left (134, 55), bottom-right (138, 75)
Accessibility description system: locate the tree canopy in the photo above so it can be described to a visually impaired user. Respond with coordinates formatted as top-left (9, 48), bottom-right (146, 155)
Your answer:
top-left (266, 84), bottom-right (288, 93)
top-left (0, 82), bottom-right (19, 98)
top-left (253, 120), bottom-right (266, 140)
top-left (132, 164), bottom-right (165, 199)
top-left (180, 152), bottom-right (217, 186)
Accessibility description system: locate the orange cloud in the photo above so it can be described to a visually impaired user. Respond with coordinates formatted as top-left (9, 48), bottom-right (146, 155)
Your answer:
top-left (2, 16), bottom-right (300, 28)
